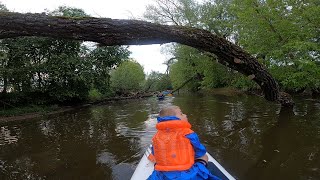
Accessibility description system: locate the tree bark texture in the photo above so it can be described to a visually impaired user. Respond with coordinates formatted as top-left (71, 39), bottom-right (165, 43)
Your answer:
top-left (0, 12), bottom-right (294, 106)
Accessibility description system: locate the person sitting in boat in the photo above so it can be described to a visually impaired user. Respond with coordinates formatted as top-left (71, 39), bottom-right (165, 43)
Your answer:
top-left (162, 90), bottom-right (169, 96)
top-left (162, 89), bottom-right (173, 96)
top-left (147, 106), bottom-right (221, 180)
top-left (157, 92), bottom-right (165, 100)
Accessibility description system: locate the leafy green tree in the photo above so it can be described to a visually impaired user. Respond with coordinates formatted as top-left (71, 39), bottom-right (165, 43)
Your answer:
top-left (1, 36), bottom-right (86, 103)
top-left (200, 0), bottom-right (236, 39)
top-left (0, 6), bottom-right (131, 106)
top-left (110, 60), bottom-right (145, 95)
top-left (144, 0), bottom-right (201, 26)
top-left (0, 6), bottom-right (89, 104)
top-left (145, 0), bottom-right (235, 92)
top-left (145, 0), bottom-right (320, 93)
top-left (169, 45), bottom-right (231, 91)
top-left (0, 3), bottom-right (9, 94)
top-left (144, 71), bottom-right (162, 92)
top-left (270, 61), bottom-right (320, 93)
top-left (49, 6), bottom-right (88, 17)
top-left (169, 45), bottom-right (203, 91)
top-left (231, 0), bottom-right (320, 92)
top-left (144, 71), bottom-right (172, 92)
top-left (88, 46), bottom-right (130, 95)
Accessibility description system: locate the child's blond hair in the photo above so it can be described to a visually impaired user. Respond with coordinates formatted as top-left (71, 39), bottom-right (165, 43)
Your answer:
top-left (159, 106), bottom-right (180, 117)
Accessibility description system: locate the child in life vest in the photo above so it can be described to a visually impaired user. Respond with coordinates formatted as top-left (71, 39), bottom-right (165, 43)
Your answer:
top-left (147, 106), bottom-right (221, 180)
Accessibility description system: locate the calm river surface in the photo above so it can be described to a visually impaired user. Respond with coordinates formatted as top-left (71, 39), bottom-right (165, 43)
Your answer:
top-left (1, 94), bottom-right (319, 180)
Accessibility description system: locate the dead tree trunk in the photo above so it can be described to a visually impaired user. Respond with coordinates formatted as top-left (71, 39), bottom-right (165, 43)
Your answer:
top-left (0, 12), bottom-right (294, 106)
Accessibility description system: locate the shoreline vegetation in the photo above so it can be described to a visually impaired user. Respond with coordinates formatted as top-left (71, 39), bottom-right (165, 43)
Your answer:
top-left (2, 88), bottom-right (319, 123)
top-left (1, 2), bottom-right (319, 121)
top-left (0, 92), bottom-right (155, 122)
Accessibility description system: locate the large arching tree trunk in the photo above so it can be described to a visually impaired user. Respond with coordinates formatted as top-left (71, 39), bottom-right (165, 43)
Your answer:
top-left (0, 12), bottom-right (294, 106)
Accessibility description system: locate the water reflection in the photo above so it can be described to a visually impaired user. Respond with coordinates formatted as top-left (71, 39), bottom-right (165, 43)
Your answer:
top-left (0, 98), bottom-right (162, 180)
top-left (0, 95), bottom-right (319, 179)
top-left (0, 126), bottom-right (19, 145)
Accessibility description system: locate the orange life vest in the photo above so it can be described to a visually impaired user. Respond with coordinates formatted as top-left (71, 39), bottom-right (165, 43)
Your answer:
top-left (152, 120), bottom-right (195, 171)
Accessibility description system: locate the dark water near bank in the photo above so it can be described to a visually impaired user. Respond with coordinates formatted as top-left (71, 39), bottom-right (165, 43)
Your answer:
top-left (0, 94), bottom-right (319, 180)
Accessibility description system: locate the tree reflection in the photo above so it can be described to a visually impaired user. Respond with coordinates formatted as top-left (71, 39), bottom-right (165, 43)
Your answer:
top-left (243, 105), bottom-right (320, 180)
top-left (0, 100), bottom-right (153, 179)
top-left (1, 96), bottom-right (319, 179)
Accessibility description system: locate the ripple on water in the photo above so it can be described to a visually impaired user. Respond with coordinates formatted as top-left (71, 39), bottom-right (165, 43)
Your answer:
top-left (0, 126), bottom-right (19, 146)
top-left (1, 95), bottom-right (319, 180)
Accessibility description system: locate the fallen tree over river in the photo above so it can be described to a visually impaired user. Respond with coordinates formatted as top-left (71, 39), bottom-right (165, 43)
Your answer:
top-left (0, 12), bottom-right (294, 107)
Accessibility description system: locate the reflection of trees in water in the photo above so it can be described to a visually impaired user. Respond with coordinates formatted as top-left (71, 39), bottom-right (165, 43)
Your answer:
top-left (0, 111), bottom-right (114, 179)
top-left (173, 95), bottom-right (282, 178)
top-left (0, 99), bottom-right (156, 179)
top-left (0, 126), bottom-right (19, 145)
top-left (2, 96), bottom-right (319, 179)
top-left (244, 100), bottom-right (320, 180)
top-left (98, 96), bottom-right (319, 179)
top-left (0, 156), bottom-right (41, 179)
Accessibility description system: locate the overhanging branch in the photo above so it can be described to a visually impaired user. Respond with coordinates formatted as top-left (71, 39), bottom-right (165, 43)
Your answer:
top-left (0, 12), bottom-right (294, 106)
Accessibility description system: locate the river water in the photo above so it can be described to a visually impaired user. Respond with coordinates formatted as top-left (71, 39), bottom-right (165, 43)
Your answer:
top-left (0, 94), bottom-right (319, 180)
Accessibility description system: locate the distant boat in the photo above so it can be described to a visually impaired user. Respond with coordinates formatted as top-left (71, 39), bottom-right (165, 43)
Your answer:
top-left (131, 145), bottom-right (236, 180)
top-left (157, 95), bottom-right (165, 100)
top-left (162, 90), bottom-right (172, 96)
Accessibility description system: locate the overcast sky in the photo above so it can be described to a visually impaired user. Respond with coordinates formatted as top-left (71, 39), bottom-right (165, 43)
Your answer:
top-left (0, 0), bottom-right (168, 74)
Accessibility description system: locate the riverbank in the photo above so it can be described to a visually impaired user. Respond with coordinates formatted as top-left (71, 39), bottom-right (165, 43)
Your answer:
top-left (2, 88), bottom-right (318, 123)
top-left (201, 88), bottom-right (245, 96)
top-left (0, 106), bottom-right (75, 122)
top-left (0, 93), bottom-right (155, 122)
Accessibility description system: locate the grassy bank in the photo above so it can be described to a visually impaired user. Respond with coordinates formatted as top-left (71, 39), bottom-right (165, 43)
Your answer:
top-left (0, 105), bottom-right (59, 117)
top-left (0, 92), bottom-right (155, 119)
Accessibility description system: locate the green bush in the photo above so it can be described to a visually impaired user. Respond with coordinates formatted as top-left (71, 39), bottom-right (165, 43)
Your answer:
top-left (88, 88), bottom-right (103, 101)
top-left (270, 61), bottom-right (320, 92)
top-left (110, 60), bottom-right (145, 95)
top-left (230, 75), bottom-right (258, 91)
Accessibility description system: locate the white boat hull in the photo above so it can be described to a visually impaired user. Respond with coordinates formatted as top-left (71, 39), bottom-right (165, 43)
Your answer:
top-left (131, 146), bottom-right (235, 180)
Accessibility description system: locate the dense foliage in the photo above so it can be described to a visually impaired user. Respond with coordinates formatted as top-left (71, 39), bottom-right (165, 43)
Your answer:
top-left (145, 0), bottom-right (320, 94)
top-left (144, 71), bottom-right (172, 92)
top-left (0, 5), bottom-right (132, 108)
top-left (110, 60), bottom-right (145, 95)
top-left (1, 0), bottom-right (319, 113)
